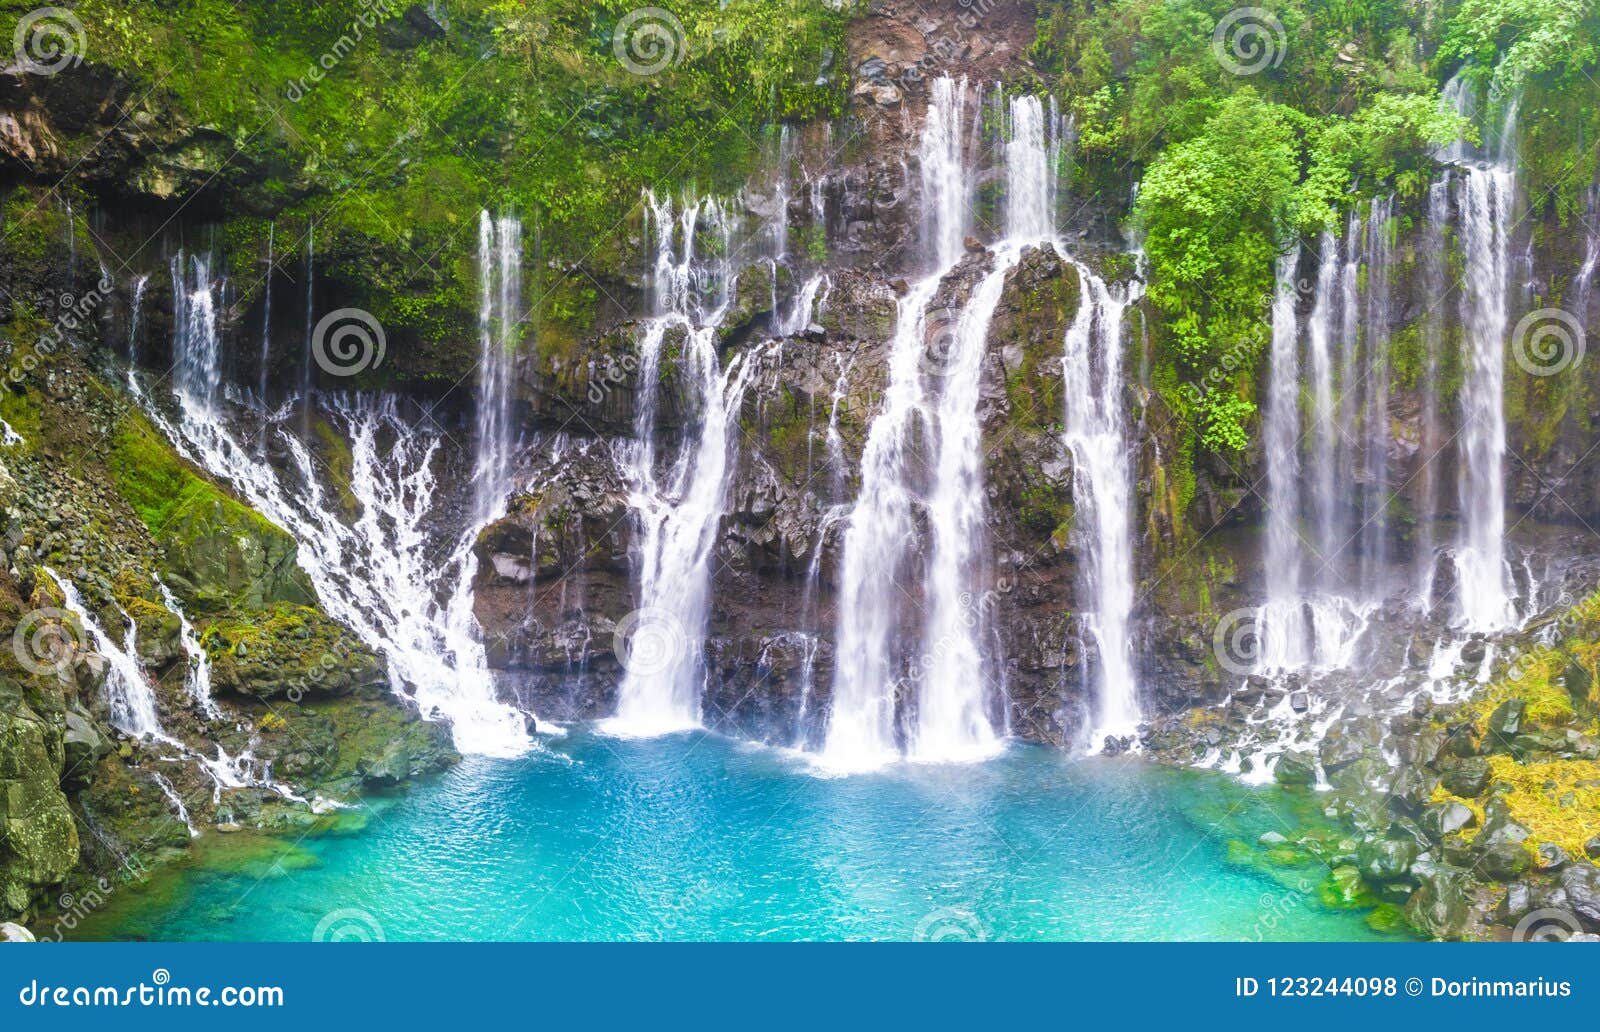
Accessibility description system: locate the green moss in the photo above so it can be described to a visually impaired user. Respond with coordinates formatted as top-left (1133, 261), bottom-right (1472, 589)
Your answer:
top-left (1482, 756), bottom-right (1600, 860)
top-left (53, 0), bottom-right (849, 352)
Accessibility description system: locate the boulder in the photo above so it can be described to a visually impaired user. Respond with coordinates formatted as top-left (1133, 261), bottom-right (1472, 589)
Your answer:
top-left (1537, 843), bottom-right (1570, 872)
top-left (1484, 699), bottom-right (1526, 753)
top-left (1559, 863), bottom-right (1600, 930)
top-left (1384, 765), bottom-right (1438, 817)
top-left (1471, 803), bottom-right (1533, 880)
top-left (1420, 801), bottom-right (1478, 841)
top-left (0, 922), bottom-right (35, 943)
top-left (61, 708), bottom-right (110, 786)
top-left (1438, 757), bottom-right (1491, 798)
top-left (1273, 751), bottom-right (1317, 786)
top-left (1359, 836), bottom-right (1420, 883)
top-left (1406, 866), bottom-right (1474, 939)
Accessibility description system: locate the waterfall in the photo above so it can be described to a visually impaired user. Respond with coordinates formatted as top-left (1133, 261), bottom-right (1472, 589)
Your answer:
top-left (143, 256), bottom-right (530, 757)
top-left (821, 77), bottom-right (977, 769)
top-left (779, 273), bottom-right (829, 336)
top-left (1447, 74), bottom-right (1517, 631)
top-left (914, 262), bottom-right (1006, 760)
top-left (606, 192), bottom-right (764, 736)
top-left (914, 94), bottom-right (1059, 759)
top-left (126, 274), bottom-right (150, 392)
top-left (44, 567), bottom-right (164, 740)
top-left (1063, 264), bottom-right (1142, 743)
top-left (171, 253), bottom-right (222, 406)
top-left (157, 577), bottom-right (218, 718)
top-left (128, 274), bottom-right (149, 366)
top-left (259, 222), bottom-right (274, 407)
top-left (1416, 179), bottom-right (1451, 607)
top-left (151, 773), bottom-right (200, 838)
top-left (1577, 185), bottom-right (1599, 310)
top-left (1258, 245), bottom-right (1305, 670)
top-left (1358, 198), bottom-right (1394, 594)
top-left (1305, 231), bottom-right (1340, 586)
top-left (473, 212), bottom-right (522, 521)
top-left (300, 224), bottom-right (315, 429)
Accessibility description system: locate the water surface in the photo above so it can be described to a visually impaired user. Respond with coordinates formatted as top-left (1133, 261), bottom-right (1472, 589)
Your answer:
top-left (81, 732), bottom-right (1399, 941)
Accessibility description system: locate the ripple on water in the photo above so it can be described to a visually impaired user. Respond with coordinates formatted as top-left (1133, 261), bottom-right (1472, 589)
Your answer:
top-left (72, 731), bottom-right (1407, 942)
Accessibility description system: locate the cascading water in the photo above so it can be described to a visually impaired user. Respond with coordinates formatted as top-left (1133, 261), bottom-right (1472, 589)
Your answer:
top-left (1061, 263), bottom-right (1142, 744)
top-left (1257, 245), bottom-right (1306, 670)
top-left (1358, 197), bottom-right (1395, 593)
top-left (1415, 179), bottom-right (1451, 607)
top-left (472, 212), bottom-right (522, 520)
top-left (144, 254), bottom-right (531, 757)
top-left (913, 94), bottom-right (1060, 759)
top-left (822, 77), bottom-right (976, 769)
top-left (1306, 231), bottom-right (1340, 583)
top-left (157, 577), bottom-right (218, 718)
top-left (1446, 73), bottom-right (1517, 631)
top-left (44, 567), bottom-right (164, 740)
top-left (606, 192), bottom-right (766, 736)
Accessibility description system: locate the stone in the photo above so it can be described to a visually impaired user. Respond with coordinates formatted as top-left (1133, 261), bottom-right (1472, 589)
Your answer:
top-left (1472, 805), bottom-right (1533, 880)
top-left (61, 708), bottom-right (109, 785)
top-left (1484, 699), bottom-right (1526, 752)
top-left (1586, 834), bottom-right (1600, 861)
top-left (1538, 843), bottom-right (1570, 871)
top-left (1558, 863), bottom-right (1600, 930)
top-left (1359, 836), bottom-right (1420, 883)
top-left (1384, 765), bottom-right (1438, 817)
top-left (1258, 831), bottom-right (1288, 846)
top-left (1563, 658), bottom-right (1594, 710)
top-left (1273, 751), bottom-right (1317, 786)
top-left (1406, 866), bottom-right (1474, 939)
top-left (1289, 691), bottom-right (1309, 713)
top-left (1420, 801), bottom-right (1477, 840)
top-left (1438, 757), bottom-right (1491, 798)
top-left (0, 922), bottom-right (35, 943)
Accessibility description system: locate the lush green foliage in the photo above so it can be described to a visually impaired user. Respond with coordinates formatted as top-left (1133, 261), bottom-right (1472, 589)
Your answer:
top-left (41, 0), bottom-right (847, 359)
top-left (1035, 0), bottom-right (1592, 455)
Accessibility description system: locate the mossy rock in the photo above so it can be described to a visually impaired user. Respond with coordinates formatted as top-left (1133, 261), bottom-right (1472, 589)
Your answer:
top-left (107, 409), bottom-right (314, 612)
top-left (201, 604), bottom-right (384, 701)
top-left (0, 698), bottom-right (80, 916)
top-left (252, 692), bottom-right (459, 795)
